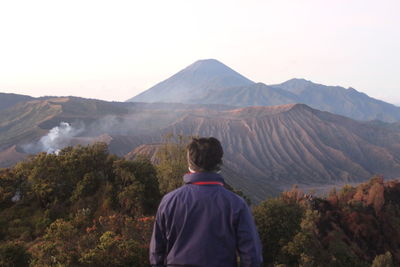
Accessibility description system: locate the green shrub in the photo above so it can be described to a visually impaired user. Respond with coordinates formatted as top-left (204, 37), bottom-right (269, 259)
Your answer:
top-left (0, 242), bottom-right (31, 267)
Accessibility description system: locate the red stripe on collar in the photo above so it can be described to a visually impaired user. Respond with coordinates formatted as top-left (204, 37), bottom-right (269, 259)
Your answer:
top-left (192, 181), bottom-right (224, 186)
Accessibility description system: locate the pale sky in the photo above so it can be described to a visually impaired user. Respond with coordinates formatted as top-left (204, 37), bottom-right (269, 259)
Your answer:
top-left (0, 0), bottom-right (399, 104)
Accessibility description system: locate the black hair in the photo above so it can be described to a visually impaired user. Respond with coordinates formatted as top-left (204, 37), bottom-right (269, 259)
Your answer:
top-left (187, 137), bottom-right (223, 172)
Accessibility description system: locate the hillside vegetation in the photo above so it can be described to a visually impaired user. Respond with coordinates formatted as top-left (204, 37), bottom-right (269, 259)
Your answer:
top-left (1, 143), bottom-right (400, 266)
top-left (254, 177), bottom-right (400, 266)
top-left (0, 143), bottom-right (160, 266)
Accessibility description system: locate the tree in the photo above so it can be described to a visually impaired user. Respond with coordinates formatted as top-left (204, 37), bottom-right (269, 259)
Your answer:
top-left (253, 197), bottom-right (304, 265)
top-left (155, 134), bottom-right (189, 195)
top-left (372, 252), bottom-right (395, 267)
top-left (114, 157), bottom-right (161, 216)
top-left (30, 219), bottom-right (80, 266)
top-left (283, 210), bottom-right (329, 266)
top-left (0, 242), bottom-right (31, 267)
top-left (0, 169), bottom-right (18, 209)
top-left (79, 231), bottom-right (148, 267)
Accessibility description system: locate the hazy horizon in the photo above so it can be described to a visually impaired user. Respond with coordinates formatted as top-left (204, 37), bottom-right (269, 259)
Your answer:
top-left (1, 0), bottom-right (399, 104)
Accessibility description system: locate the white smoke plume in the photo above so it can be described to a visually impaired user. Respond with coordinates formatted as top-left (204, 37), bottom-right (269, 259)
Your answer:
top-left (23, 122), bottom-right (84, 154)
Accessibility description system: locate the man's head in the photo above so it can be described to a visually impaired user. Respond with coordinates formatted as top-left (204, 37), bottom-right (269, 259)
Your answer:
top-left (187, 137), bottom-right (223, 172)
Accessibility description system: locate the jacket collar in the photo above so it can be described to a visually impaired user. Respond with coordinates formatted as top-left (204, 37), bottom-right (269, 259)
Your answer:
top-left (183, 172), bottom-right (225, 185)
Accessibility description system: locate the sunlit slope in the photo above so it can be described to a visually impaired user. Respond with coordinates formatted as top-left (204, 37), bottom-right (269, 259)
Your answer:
top-left (3, 95), bottom-right (400, 202)
top-left (0, 92), bottom-right (35, 111)
top-left (0, 97), bottom-right (232, 159)
top-left (0, 97), bottom-right (130, 148)
top-left (0, 145), bottom-right (28, 167)
top-left (0, 99), bottom-right (63, 148)
top-left (160, 104), bottom-right (400, 201)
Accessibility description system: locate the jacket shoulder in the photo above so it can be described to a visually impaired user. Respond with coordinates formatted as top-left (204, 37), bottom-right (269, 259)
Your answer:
top-left (157, 186), bottom-right (187, 208)
top-left (220, 187), bottom-right (248, 206)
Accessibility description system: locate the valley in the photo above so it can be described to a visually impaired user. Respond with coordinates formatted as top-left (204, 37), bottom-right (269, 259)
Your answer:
top-left (1, 59), bottom-right (400, 202)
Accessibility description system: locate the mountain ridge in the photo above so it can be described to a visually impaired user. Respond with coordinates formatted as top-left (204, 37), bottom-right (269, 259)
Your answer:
top-left (2, 97), bottom-right (400, 201)
top-left (272, 78), bottom-right (400, 121)
top-left (127, 60), bottom-right (400, 122)
top-left (141, 104), bottom-right (400, 201)
top-left (0, 92), bottom-right (35, 111)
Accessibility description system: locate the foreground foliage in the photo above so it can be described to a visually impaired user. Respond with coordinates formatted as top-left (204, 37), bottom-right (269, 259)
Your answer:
top-left (1, 143), bottom-right (400, 266)
top-left (0, 143), bottom-right (159, 266)
top-left (254, 177), bottom-right (400, 266)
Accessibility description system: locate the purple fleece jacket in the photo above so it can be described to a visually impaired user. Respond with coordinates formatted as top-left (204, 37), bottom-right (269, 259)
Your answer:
top-left (149, 172), bottom-right (263, 267)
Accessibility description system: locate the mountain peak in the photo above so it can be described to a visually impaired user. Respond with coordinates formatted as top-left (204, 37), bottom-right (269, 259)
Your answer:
top-left (184, 59), bottom-right (230, 74)
top-left (191, 58), bottom-right (223, 66)
top-left (280, 78), bottom-right (317, 87)
top-left (128, 59), bottom-right (254, 103)
top-left (272, 78), bottom-right (321, 95)
top-left (181, 59), bottom-right (252, 81)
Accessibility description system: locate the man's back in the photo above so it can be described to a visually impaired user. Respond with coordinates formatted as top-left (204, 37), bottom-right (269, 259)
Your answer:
top-left (150, 172), bottom-right (262, 267)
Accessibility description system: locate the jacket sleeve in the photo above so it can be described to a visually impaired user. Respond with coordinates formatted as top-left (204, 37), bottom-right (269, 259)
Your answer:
top-left (236, 201), bottom-right (263, 267)
top-left (149, 203), bottom-right (167, 267)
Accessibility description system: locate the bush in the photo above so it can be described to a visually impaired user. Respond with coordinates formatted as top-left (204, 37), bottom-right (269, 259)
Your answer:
top-left (372, 252), bottom-right (395, 267)
top-left (253, 197), bottom-right (304, 265)
top-left (79, 231), bottom-right (148, 267)
top-left (0, 242), bottom-right (31, 267)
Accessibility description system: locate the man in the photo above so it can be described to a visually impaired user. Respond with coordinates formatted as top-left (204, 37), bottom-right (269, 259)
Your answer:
top-left (150, 137), bottom-right (263, 267)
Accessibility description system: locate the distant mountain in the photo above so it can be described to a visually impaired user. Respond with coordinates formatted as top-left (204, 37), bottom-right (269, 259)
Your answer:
top-left (127, 59), bottom-right (254, 103)
top-left (128, 60), bottom-right (400, 122)
top-left (272, 78), bottom-right (400, 122)
top-left (0, 92), bottom-right (34, 111)
top-left (197, 78), bottom-right (400, 122)
top-left (198, 82), bottom-right (299, 106)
